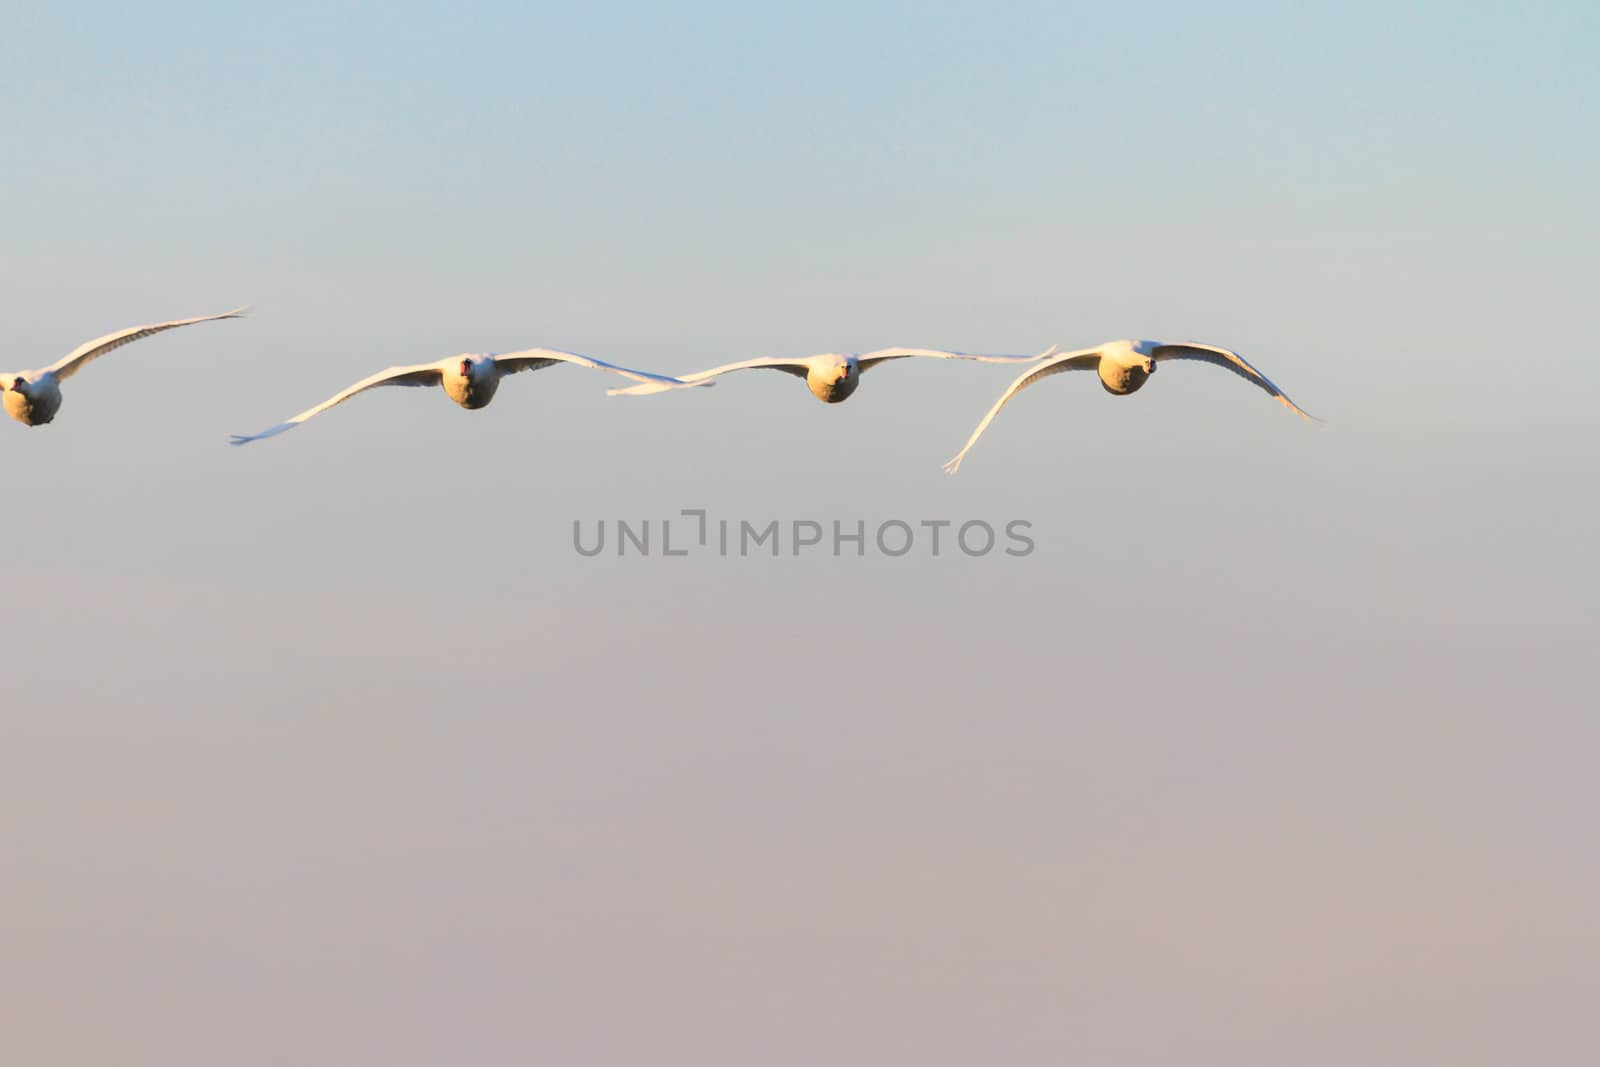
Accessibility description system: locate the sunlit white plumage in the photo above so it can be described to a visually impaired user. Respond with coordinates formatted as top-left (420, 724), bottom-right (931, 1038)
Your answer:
top-left (229, 347), bottom-right (708, 444)
top-left (3, 308), bottom-right (247, 428)
top-left (943, 339), bottom-right (1315, 473)
top-left (609, 346), bottom-right (1056, 405)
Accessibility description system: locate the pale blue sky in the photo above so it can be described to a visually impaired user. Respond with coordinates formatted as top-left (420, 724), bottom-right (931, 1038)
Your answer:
top-left (3, 3), bottom-right (1597, 1064)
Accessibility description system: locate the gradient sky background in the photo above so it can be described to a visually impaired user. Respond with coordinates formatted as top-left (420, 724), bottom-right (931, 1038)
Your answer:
top-left (3, 2), bottom-right (1597, 1063)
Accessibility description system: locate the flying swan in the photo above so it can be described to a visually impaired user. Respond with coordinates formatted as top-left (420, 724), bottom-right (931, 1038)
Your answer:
top-left (3, 308), bottom-right (246, 428)
top-left (943, 339), bottom-right (1315, 473)
top-left (608, 346), bottom-right (1057, 404)
top-left (229, 348), bottom-right (708, 444)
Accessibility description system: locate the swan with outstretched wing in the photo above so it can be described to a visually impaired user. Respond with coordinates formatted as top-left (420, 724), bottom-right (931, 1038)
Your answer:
top-left (609, 346), bottom-right (1056, 405)
top-left (944, 339), bottom-right (1315, 473)
top-left (230, 347), bottom-right (708, 444)
top-left (3, 308), bottom-right (247, 428)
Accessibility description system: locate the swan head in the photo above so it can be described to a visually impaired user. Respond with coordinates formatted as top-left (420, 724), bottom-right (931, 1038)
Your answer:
top-left (806, 356), bottom-right (860, 403)
top-left (811, 354), bottom-right (853, 384)
top-left (8, 376), bottom-right (26, 393)
top-left (1126, 340), bottom-right (1157, 374)
top-left (458, 356), bottom-right (475, 376)
top-left (827, 357), bottom-right (859, 391)
top-left (1104, 340), bottom-right (1156, 384)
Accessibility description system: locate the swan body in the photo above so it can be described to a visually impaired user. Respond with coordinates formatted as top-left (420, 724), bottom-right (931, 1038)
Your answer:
top-left (944, 339), bottom-right (1314, 473)
top-left (609, 346), bottom-right (1056, 404)
top-left (230, 347), bottom-right (707, 444)
top-left (3, 308), bottom-right (246, 428)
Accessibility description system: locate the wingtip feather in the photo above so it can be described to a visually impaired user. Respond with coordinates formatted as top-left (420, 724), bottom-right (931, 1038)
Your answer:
top-left (229, 421), bottom-right (294, 445)
top-left (1277, 395), bottom-right (1320, 422)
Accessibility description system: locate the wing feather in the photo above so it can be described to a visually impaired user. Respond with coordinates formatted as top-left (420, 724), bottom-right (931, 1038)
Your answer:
top-left (495, 348), bottom-right (707, 391)
top-left (608, 356), bottom-right (809, 397)
top-left (1151, 343), bottom-right (1316, 420)
top-left (229, 361), bottom-right (444, 445)
top-left (48, 307), bottom-right (248, 381)
top-left (942, 349), bottom-right (1102, 474)
top-left (857, 344), bottom-right (1057, 372)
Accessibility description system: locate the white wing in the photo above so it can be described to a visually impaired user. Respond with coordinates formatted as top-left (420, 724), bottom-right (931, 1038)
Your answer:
top-left (229, 361), bottom-right (445, 445)
top-left (608, 356), bottom-right (811, 397)
top-left (1151, 342), bottom-right (1316, 420)
top-left (942, 348), bottom-right (1104, 474)
top-left (47, 307), bottom-right (247, 381)
top-left (494, 348), bottom-right (709, 391)
top-left (857, 344), bottom-right (1058, 372)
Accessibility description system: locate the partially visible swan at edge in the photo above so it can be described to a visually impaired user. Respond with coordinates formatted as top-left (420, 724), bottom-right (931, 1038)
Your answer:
top-left (229, 348), bottom-right (709, 444)
top-left (608, 346), bottom-right (1057, 404)
top-left (944, 339), bottom-right (1316, 474)
top-left (3, 308), bottom-right (246, 428)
